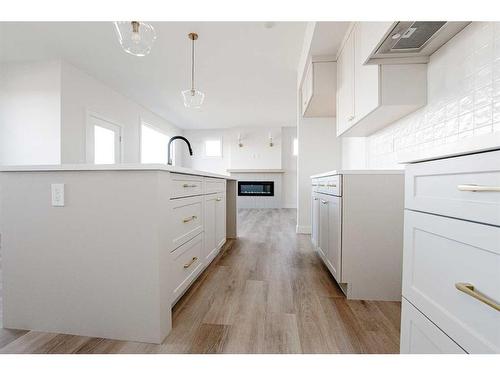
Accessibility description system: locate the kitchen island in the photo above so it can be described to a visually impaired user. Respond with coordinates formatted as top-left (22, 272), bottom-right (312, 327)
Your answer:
top-left (0, 164), bottom-right (237, 344)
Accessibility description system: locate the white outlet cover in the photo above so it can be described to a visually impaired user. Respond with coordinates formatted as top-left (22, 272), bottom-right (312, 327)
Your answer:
top-left (51, 183), bottom-right (65, 207)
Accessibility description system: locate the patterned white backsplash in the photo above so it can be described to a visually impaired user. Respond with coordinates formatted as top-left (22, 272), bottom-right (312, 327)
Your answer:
top-left (366, 22), bottom-right (500, 168)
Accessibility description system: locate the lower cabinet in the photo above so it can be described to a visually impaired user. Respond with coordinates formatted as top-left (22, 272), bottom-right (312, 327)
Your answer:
top-left (203, 193), bottom-right (226, 264)
top-left (318, 193), bottom-right (342, 281)
top-left (311, 193), bottom-right (320, 248)
top-left (171, 233), bottom-right (204, 302)
top-left (400, 298), bottom-right (466, 354)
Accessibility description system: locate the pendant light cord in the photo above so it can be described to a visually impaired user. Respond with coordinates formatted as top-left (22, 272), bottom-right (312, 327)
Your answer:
top-left (191, 37), bottom-right (195, 92)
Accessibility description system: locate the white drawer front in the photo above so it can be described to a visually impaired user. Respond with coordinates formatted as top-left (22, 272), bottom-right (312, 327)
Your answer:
top-left (316, 175), bottom-right (341, 196)
top-left (403, 210), bottom-right (500, 353)
top-left (171, 233), bottom-right (203, 301)
top-left (405, 150), bottom-right (500, 226)
top-left (170, 195), bottom-right (203, 250)
top-left (400, 298), bottom-right (466, 354)
top-left (170, 173), bottom-right (203, 198)
top-left (204, 177), bottom-right (226, 194)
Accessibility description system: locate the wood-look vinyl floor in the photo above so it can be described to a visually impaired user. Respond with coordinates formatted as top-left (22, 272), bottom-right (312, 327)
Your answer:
top-left (0, 208), bottom-right (401, 354)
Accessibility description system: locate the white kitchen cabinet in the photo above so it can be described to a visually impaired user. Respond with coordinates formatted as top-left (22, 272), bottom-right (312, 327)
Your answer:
top-left (204, 193), bottom-right (226, 264)
top-left (336, 30), bottom-right (355, 134)
top-left (301, 59), bottom-right (337, 118)
top-left (400, 298), bottom-right (466, 354)
top-left (215, 193), bottom-right (226, 249)
top-left (310, 170), bottom-right (404, 301)
top-left (318, 194), bottom-right (342, 281)
top-left (401, 150), bottom-right (500, 354)
top-left (311, 192), bottom-right (320, 248)
top-left (336, 23), bottom-right (427, 137)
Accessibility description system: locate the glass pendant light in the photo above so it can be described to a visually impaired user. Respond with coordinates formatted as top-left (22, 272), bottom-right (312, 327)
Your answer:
top-left (182, 33), bottom-right (205, 108)
top-left (114, 21), bottom-right (157, 57)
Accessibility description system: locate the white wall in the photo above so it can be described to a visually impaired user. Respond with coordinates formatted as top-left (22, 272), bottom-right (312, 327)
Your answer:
top-left (297, 117), bottom-right (341, 233)
top-left (343, 22), bottom-right (500, 169)
top-left (281, 127), bottom-right (297, 208)
top-left (60, 62), bottom-right (184, 164)
top-left (183, 126), bottom-right (297, 208)
top-left (0, 60), bottom-right (61, 165)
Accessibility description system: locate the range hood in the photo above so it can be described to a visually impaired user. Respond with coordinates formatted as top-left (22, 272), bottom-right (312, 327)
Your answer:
top-left (367, 21), bottom-right (470, 64)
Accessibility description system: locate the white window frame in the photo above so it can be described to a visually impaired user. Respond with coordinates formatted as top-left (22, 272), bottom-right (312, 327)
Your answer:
top-left (86, 111), bottom-right (123, 164)
top-left (203, 137), bottom-right (223, 159)
top-left (139, 121), bottom-right (174, 165)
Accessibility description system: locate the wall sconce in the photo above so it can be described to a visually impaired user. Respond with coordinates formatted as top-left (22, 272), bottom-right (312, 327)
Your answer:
top-left (238, 133), bottom-right (243, 148)
top-left (269, 132), bottom-right (274, 147)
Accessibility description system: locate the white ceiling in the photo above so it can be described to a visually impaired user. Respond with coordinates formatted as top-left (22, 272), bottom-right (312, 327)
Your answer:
top-left (0, 22), bottom-right (308, 130)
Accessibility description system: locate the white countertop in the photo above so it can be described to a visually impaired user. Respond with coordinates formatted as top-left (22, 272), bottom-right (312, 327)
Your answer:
top-left (227, 169), bottom-right (285, 173)
top-left (310, 169), bottom-right (404, 179)
top-left (397, 133), bottom-right (500, 164)
top-left (0, 163), bottom-right (235, 180)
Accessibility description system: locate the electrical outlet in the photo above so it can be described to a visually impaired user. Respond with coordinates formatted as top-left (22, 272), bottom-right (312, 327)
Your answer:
top-left (51, 183), bottom-right (65, 207)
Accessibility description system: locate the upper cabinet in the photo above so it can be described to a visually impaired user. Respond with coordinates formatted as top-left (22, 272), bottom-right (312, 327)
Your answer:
top-left (301, 59), bottom-right (336, 118)
top-left (336, 23), bottom-right (427, 137)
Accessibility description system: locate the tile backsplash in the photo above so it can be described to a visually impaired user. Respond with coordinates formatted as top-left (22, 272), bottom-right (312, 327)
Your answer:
top-left (366, 22), bottom-right (500, 168)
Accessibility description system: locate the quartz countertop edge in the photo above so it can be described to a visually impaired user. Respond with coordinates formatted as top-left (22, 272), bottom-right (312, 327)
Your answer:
top-left (310, 169), bottom-right (404, 179)
top-left (0, 164), bottom-right (235, 180)
top-left (397, 133), bottom-right (500, 164)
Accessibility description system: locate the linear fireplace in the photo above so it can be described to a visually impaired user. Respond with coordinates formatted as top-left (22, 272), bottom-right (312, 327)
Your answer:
top-left (238, 181), bottom-right (274, 197)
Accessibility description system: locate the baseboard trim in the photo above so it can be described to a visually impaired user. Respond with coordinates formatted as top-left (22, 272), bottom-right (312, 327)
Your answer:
top-left (296, 225), bottom-right (311, 234)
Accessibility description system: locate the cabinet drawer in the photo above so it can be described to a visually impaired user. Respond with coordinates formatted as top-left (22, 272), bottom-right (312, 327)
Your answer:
top-left (316, 175), bottom-right (341, 196)
top-left (170, 195), bottom-right (203, 250)
top-left (403, 210), bottom-right (500, 353)
top-left (171, 233), bottom-right (203, 301)
top-left (204, 177), bottom-right (226, 194)
top-left (170, 173), bottom-right (203, 198)
top-left (400, 298), bottom-right (466, 354)
top-left (405, 150), bottom-right (500, 226)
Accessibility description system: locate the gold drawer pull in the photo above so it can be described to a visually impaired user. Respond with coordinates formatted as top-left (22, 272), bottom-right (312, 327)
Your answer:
top-left (184, 256), bottom-right (198, 269)
top-left (182, 183), bottom-right (198, 188)
top-left (455, 282), bottom-right (500, 312)
top-left (327, 183), bottom-right (337, 187)
top-left (312, 184), bottom-right (318, 186)
top-left (318, 184), bottom-right (325, 187)
top-left (183, 215), bottom-right (197, 223)
top-left (321, 200), bottom-right (328, 204)
top-left (216, 197), bottom-right (222, 201)
top-left (457, 184), bottom-right (500, 192)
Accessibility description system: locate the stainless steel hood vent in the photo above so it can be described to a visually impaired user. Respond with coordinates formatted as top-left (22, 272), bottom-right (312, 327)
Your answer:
top-left (368, 21), bottom-right (470, 64)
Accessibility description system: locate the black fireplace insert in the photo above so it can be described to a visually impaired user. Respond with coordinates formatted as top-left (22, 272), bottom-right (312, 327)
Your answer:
top-left (238, 181), bottom-right (274, 197)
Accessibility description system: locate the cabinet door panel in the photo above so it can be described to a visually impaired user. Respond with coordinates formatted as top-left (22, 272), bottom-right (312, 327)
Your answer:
top-left (327, 195), bottom-right (342, 281)
top-left (311, 193), bottom-right (320, 248)
top-left (215, 193), bottom-right (226, 249)
top-left (204, 194), bottom-right (217, 263)
top-left (318, 197), bottom-right (329, 258)
top-left (336, 29), bottom-right (355, 136)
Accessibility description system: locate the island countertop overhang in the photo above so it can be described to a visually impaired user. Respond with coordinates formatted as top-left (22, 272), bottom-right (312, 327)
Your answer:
top-left (0, 163), bottom-right (235, 180)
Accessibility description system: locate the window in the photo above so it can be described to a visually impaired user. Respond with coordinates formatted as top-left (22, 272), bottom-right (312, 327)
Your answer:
top-left (293, 138), bottom-right (298, 156)
top-left (204, 138), bottom-right (222, 158)
top-left (141, 123), bottom-right (173, 164)
top-left (87, 114), bottom-right (122, 164)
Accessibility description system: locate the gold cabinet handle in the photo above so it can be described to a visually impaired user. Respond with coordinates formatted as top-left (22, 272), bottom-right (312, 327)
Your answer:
top-left (318, 184), bottom-right (325, 187)
top-left (216, 197), bottom-right (222, 202)
top-left (182, 183), bottom-right (198, 188)
top-left (312, 184), bottom-right (318, 186)
top-left (184, 256), bottom-right (198, 269)
top-left (457, 184), bottom-right (500, 192)
top-left (321, 200), bottom-right (328, 204)
top-left (327, 183), bottom-right (337, 187)
top-left (183, 215), bottom-right (197, 223)
top-left (455, 282), bottom-right (500, 312)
